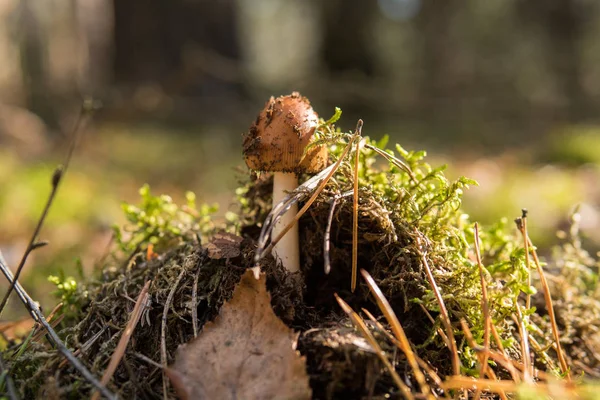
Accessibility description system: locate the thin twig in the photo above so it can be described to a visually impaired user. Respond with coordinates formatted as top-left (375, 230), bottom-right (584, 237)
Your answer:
top-left (192, 267), bottom-right (201, 338)
top-left (91, 281), bottom-right (151, 400)
top-left (133, 352), bottom-right (164, 369)
top-left (162, 269), bottom-right (186, 399)
top-left (0, 253), bottom-right (116, 399)
top-left (414, 235), bottom-right (461, 377)
top-left (0, 104), bottom-right (92, 316)
top-left (361, 269), bottom-right (433, 399)
top-left (351, 137), bottom-right (361, 292)
top-left (335, 294), bottom-right (414, 400)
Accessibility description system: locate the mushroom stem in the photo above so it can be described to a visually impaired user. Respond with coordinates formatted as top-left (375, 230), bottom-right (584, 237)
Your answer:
top-left (272, 172), bottom-right (300, 273)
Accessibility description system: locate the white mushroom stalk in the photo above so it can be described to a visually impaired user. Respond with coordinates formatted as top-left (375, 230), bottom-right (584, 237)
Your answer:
top-left (243, 92), bottom-right (328, 273)
top-left (272, 172), bottom-right (300, 272)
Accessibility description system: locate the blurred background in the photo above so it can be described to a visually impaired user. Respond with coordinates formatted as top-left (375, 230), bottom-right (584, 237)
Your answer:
top-left (2, 0), bottom-right (600, 317)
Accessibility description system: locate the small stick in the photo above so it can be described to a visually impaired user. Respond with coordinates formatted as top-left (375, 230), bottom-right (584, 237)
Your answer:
top-left (415, 235), bottom-right (461, 377)
top-left (162, 269), bottom-right (186, 399)
top-left (335, 294), bottom-right (414, 400)
top-left (351, 137), bottom-right (361, 292)
top-left (0, 254), bottom-right (116, 399)
top-left (0, 104), bottom-right (91, 316)
top-left (361, 269), bottom-right (433, 399)
top-left (473, 223), bottom-right (491, 400)
top-left (91, 280), bottom-right (150, 400)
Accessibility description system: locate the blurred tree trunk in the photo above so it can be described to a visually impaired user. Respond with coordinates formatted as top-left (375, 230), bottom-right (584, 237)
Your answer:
top-left (414, 0), bottom-right (460, 115)
top-left (112, 0), bottom-right (243, 97)
top-left (19, 0), bottom-right (59, 131)
top-left (516, 0), bottom-right (594, 120)
top-left (319, 0), bottom-right (378, 77)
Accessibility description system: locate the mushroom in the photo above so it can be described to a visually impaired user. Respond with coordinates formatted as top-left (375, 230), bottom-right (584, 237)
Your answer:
top-left (243, 92), bottom-right (328, 273)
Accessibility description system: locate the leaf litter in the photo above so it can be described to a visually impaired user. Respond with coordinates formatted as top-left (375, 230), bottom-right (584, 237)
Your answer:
top-left (167, 269), bottom-right (311, 400)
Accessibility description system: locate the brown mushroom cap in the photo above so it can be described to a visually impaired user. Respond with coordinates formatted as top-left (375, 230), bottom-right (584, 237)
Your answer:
top-left (243, 92), bottom-right (328, 174)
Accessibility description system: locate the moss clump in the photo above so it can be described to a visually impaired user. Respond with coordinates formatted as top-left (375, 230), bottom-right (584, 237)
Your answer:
top-left (4, 109), bottom-right (600, 399)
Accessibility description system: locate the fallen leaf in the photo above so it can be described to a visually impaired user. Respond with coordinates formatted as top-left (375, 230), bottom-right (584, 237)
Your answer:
top-left (167, 269), bottom-right (311, 400)
top-left (204, 233), bottom-right (243, 260)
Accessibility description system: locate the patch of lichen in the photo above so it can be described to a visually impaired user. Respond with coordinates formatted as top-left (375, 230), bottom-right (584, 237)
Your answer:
top-left (4, 109), bottom-right (600, 398)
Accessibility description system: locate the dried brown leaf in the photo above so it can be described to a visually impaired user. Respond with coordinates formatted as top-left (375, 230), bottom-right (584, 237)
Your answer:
top-left (167, 269), bottom-right (311, 400)
top-left (204, 233), bottom-right (243, 259)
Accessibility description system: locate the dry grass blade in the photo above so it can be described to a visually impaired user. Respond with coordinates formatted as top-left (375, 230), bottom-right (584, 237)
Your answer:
top-left (363, 143), bottom-right (416, 181)
top-left (334, 293), bottom-right (414, 400)
top-left (362, 307), bottom-right (446, 392)
top-left (360, 269), bottom-right (433, 399)
top-left (261, 120), bottom-right (363, 261)
top-left (523, 233), bottom-right (570, 378)
top-left (323, 194), bottom-right (340, 274)
top-left (473, 223), bottom-right (491, 400)
top-left (415, 235), bottom-right (461, 376)
top-left (91, 280), bottom-right (151, 400)
top-left (442, 376), bottom-right (519, 393)
top-left (514, 307), bottom-right (533, 383)
top-left (459, 319), bottom-right (509, 400)
top-left (518, 212), bottom-right (532, 310)
top-left (351, 137), bottom-right (360, 292)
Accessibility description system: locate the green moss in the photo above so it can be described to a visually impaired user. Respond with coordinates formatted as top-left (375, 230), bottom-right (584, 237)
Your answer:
top-left (5, 108), bottom-right (599, 398)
